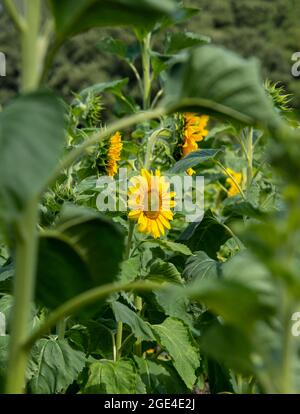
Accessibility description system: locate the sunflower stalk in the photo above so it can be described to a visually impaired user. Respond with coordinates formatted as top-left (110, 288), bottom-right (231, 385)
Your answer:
top-left (116, 220), bottom-right (136, 360)
top-left (5, 0), bottom-right (43, 394)
top-left (246, 127), bottom-right (254, 193)
top-left (5, 198), bottom-right (39, 394)
top-left (141, 33), bottom-right (152, 110)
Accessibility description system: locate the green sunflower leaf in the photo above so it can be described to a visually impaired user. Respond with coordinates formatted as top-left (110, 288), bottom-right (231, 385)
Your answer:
top-left (27, 337), bottom-right (86, 394)
top-left (36, 205), bottom-right (124, 309)
top-left (153, 317), bottom-right (200, 389)
top-left (83, 359), bottom-right (145, 394)
top-left (165, 45), bottom-right (281, 129)
top-left (49, 0), bottom-right (178, 41)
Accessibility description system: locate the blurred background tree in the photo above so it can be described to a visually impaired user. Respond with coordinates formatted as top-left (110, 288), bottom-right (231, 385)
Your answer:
top-left (0, 0), bottom-right (299, 108)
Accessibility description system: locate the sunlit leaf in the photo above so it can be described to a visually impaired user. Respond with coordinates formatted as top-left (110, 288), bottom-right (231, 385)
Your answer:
top-left (28, 337), bottom-right (86, 394)
top-left (153, 317), bottom-right (200, 389)
top-left (83, 359), bottom-right (145, 394)
top-left (111, 301), bottom-right (155, 341)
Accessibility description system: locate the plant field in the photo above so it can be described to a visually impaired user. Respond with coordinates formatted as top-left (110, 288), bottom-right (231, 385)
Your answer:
top-left (1, 0), bottom-right (300, 395)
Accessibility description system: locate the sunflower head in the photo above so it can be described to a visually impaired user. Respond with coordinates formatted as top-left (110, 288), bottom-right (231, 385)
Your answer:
top-left (225, 168), bottom-right (243, 197)
top-left (106, 131), bottom-right (123, 177)
top-left (128, 169), bottom-right (176, 239)
top-left (182, 113), bottom-right (209, 157)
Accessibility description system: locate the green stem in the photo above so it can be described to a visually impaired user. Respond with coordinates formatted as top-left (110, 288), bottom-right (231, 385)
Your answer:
top-left (128, 61), bottom-right (143, 97)
top-left (116, 221), bottom-right (136, 360)
top-left (281, 290), bottom-right (294, 394)
top-left (134, 295), bottom-right (143, 356)
top-left (215, 160), bottom-right (247, 201)
top-left (125, 221), bottom-right (135, 260)
top-left (56, 319), bottom-right (66, 340)
top-left (21, 0), bottom-right (41, 92)
top-left (222, 223), bottom-right (244, 251)
top-left (246, 127), bottom-right (253, 192)
top-left (141, 33), bottom-right (152, 110)
top-left (151, 89), bottom-right (163, 109)
top-left (112, 332), bottom-right (117, 362)
top-left (5, 198), bottom-right (39, 394)
top-left (23, 281), bottom-right (164, 352)
top-left (3, 0), bottom-right (26, 32)
top-left (116, 321), bottom-right (123, 361)
top-left (144, 128), bottom-right (166, 170)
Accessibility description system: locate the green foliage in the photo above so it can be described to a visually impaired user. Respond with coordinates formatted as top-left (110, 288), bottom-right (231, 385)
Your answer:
top-left (49, 0), bottom-right (177, 40)
top-left (165, 31), bottom-right (211, 54)
top-left (36, 206), bottom-right (125, 309)
top-left (165, 45), bottom-right (280, 129)
top-left (134, 356), bottom-right (188, 393)
top-left (27, 337), bottom-right (86, 394)
top-left (83, 359), bottom-right (145, 394)
top-left (1, 0), bottom-right (300, 397)
top-left (170, 149), bottom-right (222, 173)
top-left (178, 210), bottom-right (231, 259)
top-left (153, 317), bottom-right (200, 389)
top-left (111, 301), bottom-right (155, 341)
top-left (0, 92), bottom-right (65, 221)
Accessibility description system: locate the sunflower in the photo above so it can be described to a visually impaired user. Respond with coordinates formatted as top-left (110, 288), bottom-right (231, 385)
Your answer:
top-left (226, 168), bottom-right (243, 197)
top-left (106, 131), bottom-right (123, 177)
top-left (182, 113), bottom-right (209, 176)
top-left (128, 169), bottom-right (176, 239)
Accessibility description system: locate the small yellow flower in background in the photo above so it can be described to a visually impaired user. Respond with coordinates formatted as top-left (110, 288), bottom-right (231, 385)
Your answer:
top-left (145, 348), bottom-right (155, 355)
top-left (226, 168), bottom-right (243, 197)
top-left (128, 169), bottom-right (176, 239)
top-left (182, 113), bottom-right (209, 176)
top-left (186, 167), bottom-right (196, 176)
top-left (106, 131), bottom-right (123, 177)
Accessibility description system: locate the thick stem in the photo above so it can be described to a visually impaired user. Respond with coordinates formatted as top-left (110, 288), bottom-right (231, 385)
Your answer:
top-left (116, 221), bottom-right (135, 360)
top-left (141, 33), bottom-right (152, 110)
top-left (21, 0), bottom-right (41, 92)
top-left (134, 295), bottom-right (143, 356)
top-left (5, 198), bottom-right (39, 394)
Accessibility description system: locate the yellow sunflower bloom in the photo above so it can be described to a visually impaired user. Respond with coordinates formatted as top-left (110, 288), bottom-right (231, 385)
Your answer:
top-left (226, 168), bottom-right (243, 197)
top-left (182, 113), bottom-right (209, 175)
top-left (106, 131), bottom-right (123, 177)
top-left (128, 169), bottom-right (176, 239)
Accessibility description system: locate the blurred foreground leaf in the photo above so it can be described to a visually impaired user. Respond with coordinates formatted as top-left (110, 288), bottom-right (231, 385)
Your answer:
top-left (36, 206), bottom-right (124, 308)
top-left (0, 92), bottom-right (65, 221)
